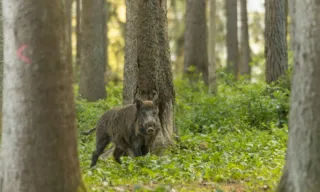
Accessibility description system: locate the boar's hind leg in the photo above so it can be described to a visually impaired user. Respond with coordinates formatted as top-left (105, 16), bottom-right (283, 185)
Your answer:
top-left (90, 135), bottom-right (111, 168)
top-left (113, 147), bottom-right (126, 164)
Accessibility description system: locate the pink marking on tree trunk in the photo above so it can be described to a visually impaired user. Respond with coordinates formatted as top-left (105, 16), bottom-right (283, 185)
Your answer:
top-left (17, 44), bottom-right (31, 64)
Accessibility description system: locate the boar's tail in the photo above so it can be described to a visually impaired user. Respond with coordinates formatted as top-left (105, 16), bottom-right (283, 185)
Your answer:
top-left (81, 127), bottom-right (96, 135)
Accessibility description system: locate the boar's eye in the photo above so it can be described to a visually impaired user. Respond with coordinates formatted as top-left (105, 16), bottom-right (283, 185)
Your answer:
top-left (153, 110), bottom-right (157, 115)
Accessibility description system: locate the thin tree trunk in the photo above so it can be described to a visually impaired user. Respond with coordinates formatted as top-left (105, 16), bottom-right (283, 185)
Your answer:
top-left (0, 0), bottom-right (84, 191)
top-left (103, 1), bottom-right (108, 77)
top-left (226, 0), bottom-right (239, 79)
top-left (170, 0), bottom-right (183, 74)
top-left (265, 0), bottom-right (288, 84)
top-left (285, 0), bottom-right (288, 39)
top-left (171, 0), bottom-right (180, 57)
top-left (239, 0), bottom-right (251, 78)
top-left (65, 0), bottom-right (72, 67)
top-left (184, 0), bottom-right (209, 85)
top-left (123, 0), bottom-right (175, 154)
top-left (76, 0), bottom-right (81, 67)
top-left (277, 1), bottom-right (320, 191)
top-left (170, 0), bottom-right (186, 76)
top-left (79, 0), bottom-right (107, 101)
top-left (208, 0), bottom-right (217, 94)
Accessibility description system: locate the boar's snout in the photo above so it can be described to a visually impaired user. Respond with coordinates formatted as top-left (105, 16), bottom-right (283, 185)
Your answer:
top-left (147, 127), bottom-right (155, 134)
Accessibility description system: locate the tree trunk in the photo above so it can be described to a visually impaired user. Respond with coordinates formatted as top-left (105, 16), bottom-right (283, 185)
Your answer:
top-left (208, 0), bottom-right (217, 94)
top-left (123, 0), bottom-right (175, 153)
top-left (171, 0), bottom-right (180, 57)
top-left (239, 0), bottom-right (251, 78)
top-left (103, 0), bottom-right (108, 81)
top-left (277, 1), bottom-right (320, 191)
top-left (79, 0), bottom-right (107, 101)
top-left (183, 0), bottom-right (208, 85)
top-left (277, 164), bottom-right (293, 192)
top-left (169, 0), bottom-right (183, 74)
top-left (265, 0), bottom-right (288, 84)
top-left (226, 0), bottom-right (239, 79)
top-left (0, 0), bottom-right (84, 191)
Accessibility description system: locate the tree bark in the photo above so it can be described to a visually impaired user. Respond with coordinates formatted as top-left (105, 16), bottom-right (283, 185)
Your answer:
top-left (79, 0), bottom-right (107, 101)
top-left (123, 0), bottom-right (175, 153)
top-left (0, 0), bottom-right (84, 191)
top-left (265, 0), bottom-right (288, 84)
top-left (226, 0), bottom-right (239, 79)
top-left (184, 0), bottom-right (208, 85)
top-left (239, 0), bottom-right (251, 78)
top-left (277, 1), bottom-right (320, 191)
top-left (208, 0), bottom-right (217, 94)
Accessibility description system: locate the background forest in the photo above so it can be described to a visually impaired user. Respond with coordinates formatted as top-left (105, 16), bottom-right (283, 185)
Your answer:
top-left (83, 0), bottom-right (268, 83)
top-left (0, 0), bottom-right (296, 191)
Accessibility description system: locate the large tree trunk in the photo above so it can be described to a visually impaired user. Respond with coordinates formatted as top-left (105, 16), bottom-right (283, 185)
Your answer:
top-left (208, 0), bottom-right (217, 94)
top-left (0, 0), bottom-right (84, 191)
top-left (183, 0), bottom-right (208, 85)
top-left (226, 0), bottom-right (239, 79)
top-left (123, 0), bottom-right (175, 153)
top-left (239, 0), bottom-right (251, 78)
top-left (276, 1), bottom-right (320, 191)
top-left (265, 0), bottom-right (288, 84)
top-left (79, 0), bottom-right (107, 101)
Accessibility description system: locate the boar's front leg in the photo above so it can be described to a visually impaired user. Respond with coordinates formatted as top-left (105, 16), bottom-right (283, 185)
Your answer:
top-left (131, 141), bottom-right (143, 157)
top-left (141, 145), bottom-right (150, 156)
top-left (113, 147), bottom-right (126, 164)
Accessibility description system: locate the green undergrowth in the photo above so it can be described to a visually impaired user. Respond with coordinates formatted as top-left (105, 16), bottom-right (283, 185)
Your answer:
top-left (76, 76), bottom-right (289, 192)
top-left (174, 73), bottom-right (290, 135)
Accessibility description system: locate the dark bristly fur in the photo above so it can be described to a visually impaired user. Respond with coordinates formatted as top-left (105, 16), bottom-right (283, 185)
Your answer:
top-left (83, 91), bottom-right (161, 167)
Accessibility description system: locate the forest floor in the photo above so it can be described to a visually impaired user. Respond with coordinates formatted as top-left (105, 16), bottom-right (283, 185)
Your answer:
top-left (104, 182), bottom-right (247, 192)
top-left (79, 128), bottom-right (286, 192)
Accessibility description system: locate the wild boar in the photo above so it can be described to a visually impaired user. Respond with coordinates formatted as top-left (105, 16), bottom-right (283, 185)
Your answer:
top-left (82, 91), bottom-right (161, 167)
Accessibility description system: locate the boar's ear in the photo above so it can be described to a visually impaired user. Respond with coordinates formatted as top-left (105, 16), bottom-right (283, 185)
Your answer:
top-left (134, 98), bottom-right (143, 110)
top-left (152, 90), bottom-right (160, 105)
